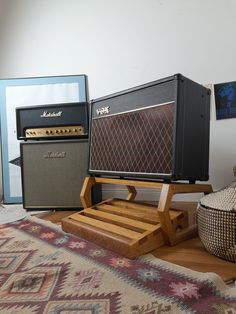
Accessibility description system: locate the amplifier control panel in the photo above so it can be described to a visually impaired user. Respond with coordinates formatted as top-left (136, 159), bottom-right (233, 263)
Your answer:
top-left (25, 125), bottom-right (84, 138)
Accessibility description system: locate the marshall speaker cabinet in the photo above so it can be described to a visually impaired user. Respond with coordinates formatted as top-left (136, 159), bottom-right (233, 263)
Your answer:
top-left (20, 139), bottom-right (101, 209)
top-left (89, 74), bottom-right (211, 183)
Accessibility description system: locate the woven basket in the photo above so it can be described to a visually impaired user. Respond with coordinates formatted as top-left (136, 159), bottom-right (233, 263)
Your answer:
top-left (197, 178), bottom-right (236, 262)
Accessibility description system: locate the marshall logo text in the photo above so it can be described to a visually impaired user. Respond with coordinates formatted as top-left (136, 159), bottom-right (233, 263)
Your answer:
top-left (44, 151), bottom-right (66, 158)
top-left (40, 111), bottom-right (63, 118)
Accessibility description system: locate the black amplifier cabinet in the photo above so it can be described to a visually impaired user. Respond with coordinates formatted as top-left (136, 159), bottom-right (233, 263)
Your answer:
top-left (89, 74), bottom-right (211, 183)
top-left (20, 139), bottom-right (101, 210)
top-left (16, 102), bottom-right (88, 140)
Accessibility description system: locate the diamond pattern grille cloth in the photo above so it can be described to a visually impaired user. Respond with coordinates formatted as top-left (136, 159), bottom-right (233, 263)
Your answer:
top-left (90, 102), bottom-right (175, 175)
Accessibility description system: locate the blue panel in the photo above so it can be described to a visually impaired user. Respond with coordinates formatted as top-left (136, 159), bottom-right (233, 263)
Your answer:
top-left (0, 74), bottom-right (87, 204)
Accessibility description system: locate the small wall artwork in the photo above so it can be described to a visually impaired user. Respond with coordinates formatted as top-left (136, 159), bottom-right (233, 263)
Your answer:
top-left (214, 81), bottom-right (236, 120)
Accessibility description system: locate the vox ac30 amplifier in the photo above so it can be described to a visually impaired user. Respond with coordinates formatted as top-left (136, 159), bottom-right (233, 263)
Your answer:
top-left (89, 74), bottom-right (211, 183)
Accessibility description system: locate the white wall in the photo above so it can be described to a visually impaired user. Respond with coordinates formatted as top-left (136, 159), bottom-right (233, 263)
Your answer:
top-left (0, 0), bottom-right (236, 202)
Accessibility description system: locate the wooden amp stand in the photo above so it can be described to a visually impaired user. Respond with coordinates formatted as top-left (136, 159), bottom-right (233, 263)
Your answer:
top-left (62, 177), bottom-right (213, 258)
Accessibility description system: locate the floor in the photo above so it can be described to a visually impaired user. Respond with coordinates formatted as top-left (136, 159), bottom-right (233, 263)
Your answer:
top-left (37, 206), bottom-right (236, 284)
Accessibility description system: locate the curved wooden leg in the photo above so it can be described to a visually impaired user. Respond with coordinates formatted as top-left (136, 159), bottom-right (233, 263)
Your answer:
top-left (157, 184), bottom-right (175, 245)
top-left (158, 183), bottom-right (213, 246)
top-left (80, 177), bottom-right (96, 208)
top-left (126, 185), bottom-right (137, 201)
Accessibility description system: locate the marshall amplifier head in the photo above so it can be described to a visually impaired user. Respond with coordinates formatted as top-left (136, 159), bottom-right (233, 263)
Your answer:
top-left (89, 73), bottom-right (211, 183)
top-left (16, 102), bottom-right (88, 140)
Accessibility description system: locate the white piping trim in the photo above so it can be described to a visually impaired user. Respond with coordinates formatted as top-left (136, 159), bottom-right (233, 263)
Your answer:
top-left (92, 101), bottom-right (174, 119)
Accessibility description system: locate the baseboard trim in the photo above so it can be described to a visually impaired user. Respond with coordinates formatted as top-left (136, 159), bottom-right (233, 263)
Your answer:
top-left (102, 188), bottom-right (203, 202)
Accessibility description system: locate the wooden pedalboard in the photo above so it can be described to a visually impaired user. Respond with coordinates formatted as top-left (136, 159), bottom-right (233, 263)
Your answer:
top-left (62, 177), bottom-right (213, 259)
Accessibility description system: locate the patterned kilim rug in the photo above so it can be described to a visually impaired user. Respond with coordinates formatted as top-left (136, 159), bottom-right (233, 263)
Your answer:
top-left (0, 217), bottom-right (236, 314)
